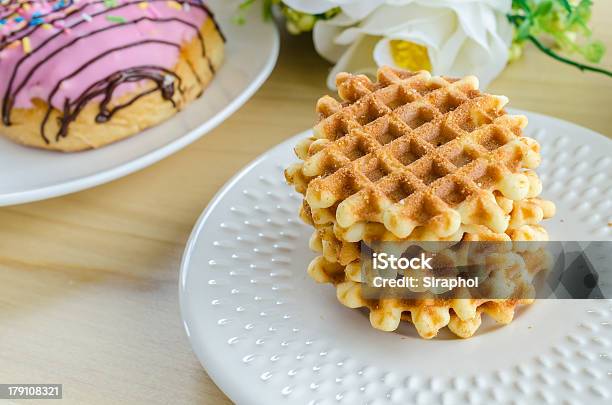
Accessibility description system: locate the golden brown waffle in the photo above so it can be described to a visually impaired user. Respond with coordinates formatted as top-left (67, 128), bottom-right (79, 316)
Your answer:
top-left (339, 283), bottom-right (532, 339)
top-left (285, 67), bottom-right (551, 240)
top-left (305, 214), bottom-right (551, 339)
top-left (309, 221), bottom-right (550, 267)
top-left (303, 194), bottom-right (554, 249)
top-left (307, 250), bottom-right (549, 339)
top-left (307, 242), bottom-right (549, 286)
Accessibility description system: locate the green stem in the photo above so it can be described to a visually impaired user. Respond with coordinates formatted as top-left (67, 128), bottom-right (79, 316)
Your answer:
top-left (527, 35), bottom-right (612, 77)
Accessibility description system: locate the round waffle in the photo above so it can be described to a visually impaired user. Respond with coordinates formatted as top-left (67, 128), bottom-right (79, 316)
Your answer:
top-left (285, 67), bottom-right (553, 241)
top-left (307, 249), bottom-right (549, 339)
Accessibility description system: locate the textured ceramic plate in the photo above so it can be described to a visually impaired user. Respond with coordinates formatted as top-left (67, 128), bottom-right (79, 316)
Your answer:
top-left (0, 0), bottom-right (279, 206)
top-left (180, 110), bottom-right (612, 405)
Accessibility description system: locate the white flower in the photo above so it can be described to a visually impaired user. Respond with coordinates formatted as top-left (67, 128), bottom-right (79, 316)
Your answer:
top-left (283, 0), bottom-right (513, 90)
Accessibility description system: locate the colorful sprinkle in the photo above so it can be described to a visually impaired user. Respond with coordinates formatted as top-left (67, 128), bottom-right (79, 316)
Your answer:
top-left (106, 15), bottom-right (126, 24)
top-left (22, 36), bottom-right (31, 53)
top-left (53, 1), bottom-right (66, 11)
top-left (138, 1), bottom-right (148, 9)
top-left (29, 18), bottom-right (44, 26)
top-left (166, 1), bottom-right (181, 11)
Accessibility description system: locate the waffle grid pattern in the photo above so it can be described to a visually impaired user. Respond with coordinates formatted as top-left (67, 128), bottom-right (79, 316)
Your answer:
top-left (287, 68), bottom-right (545, 240)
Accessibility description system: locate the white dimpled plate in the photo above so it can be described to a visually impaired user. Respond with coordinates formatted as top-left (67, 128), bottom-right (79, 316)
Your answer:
top-left (180, 110), bottom-right (612, 405)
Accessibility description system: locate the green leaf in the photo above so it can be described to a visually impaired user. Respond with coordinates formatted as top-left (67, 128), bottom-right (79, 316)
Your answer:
top-left (575, 1), bottom-right (591, 20)
top-left (516, 17), bottom-right (533, 41)
top-left (263, 0), bottom-right (274, 20)
top-left (534, 0), bottom-right (553, 17)
top-left (232, 14), bottom-right (246, 25)
top-left (514, 0), bottom-right (532, 15)
top-left (581, 41), bottom-right (606, 63)
top-left (558, 0), bottom-right (573, 14)
top-left (509, 0), bottom-right (609, 76)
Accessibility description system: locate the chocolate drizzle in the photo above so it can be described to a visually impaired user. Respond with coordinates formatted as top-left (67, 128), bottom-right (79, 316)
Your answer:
top-left (45, 64), bottom-right (183, 141)
top-left (0, 0), bottom-right (225, 144)
top-left (92, 67), bottom-right (181, 124)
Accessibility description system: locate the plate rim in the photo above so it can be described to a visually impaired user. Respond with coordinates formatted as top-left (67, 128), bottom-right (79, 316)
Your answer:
top-left (179, 110), bottom-right (612, 404)
top-left (180, 147), bottom-right (276, 405)
top-left (0, 18), bottom-right (280, 207)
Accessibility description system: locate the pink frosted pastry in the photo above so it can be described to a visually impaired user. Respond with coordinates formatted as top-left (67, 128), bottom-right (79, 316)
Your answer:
top-left (0, 0), bottom-right (224, 151)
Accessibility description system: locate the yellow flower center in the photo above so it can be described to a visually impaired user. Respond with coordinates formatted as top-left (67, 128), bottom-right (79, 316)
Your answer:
top-left (389, 40), bottom-right (432, 72)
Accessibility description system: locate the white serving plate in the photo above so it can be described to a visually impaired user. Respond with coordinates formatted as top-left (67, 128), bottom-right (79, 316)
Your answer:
top-left (0, 0), bottom-right (279, 206)
top-left (180, 110), bottom-right (612, 405)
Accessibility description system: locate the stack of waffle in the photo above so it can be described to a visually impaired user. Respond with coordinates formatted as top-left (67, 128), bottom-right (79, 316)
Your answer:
top-left (285, 67), bottom-right (555, 339)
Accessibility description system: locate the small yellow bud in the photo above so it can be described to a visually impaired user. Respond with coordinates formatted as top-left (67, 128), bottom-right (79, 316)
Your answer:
top-left (508, 43), bottom-right (524, 63)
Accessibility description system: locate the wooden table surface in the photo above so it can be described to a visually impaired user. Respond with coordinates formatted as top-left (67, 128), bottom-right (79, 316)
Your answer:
top-left (1, 4), bottom-right (611, 404)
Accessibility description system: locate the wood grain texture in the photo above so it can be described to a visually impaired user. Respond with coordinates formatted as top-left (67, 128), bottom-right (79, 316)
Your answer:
top-left (0, 4), bottom-right (610, 404)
